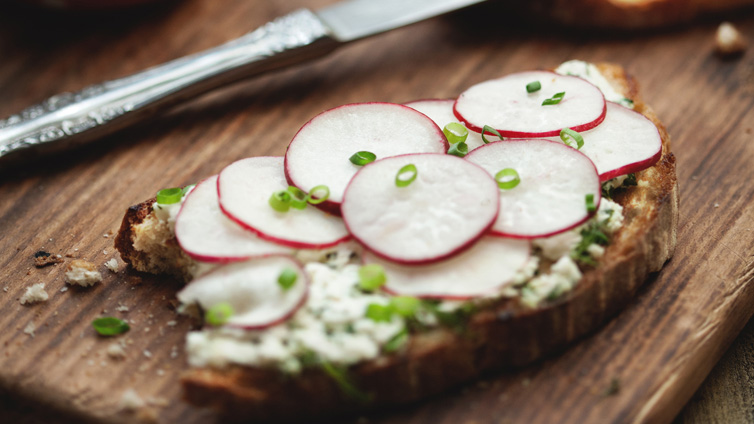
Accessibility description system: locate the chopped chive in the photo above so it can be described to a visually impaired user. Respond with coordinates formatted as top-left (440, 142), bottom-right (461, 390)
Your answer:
top-left (526, 81), bottom-right (541, 93)
top-left (349, 151), bottom-right (377, 166)
top-left (586, 193), bottom-right (597, 213)
top-left (278, 267), bottom-right (298, 290)
top-left (395, 164), bottom-right (418, 187)
top-left (92, 317), bottom-right (130, 336)
top-left (443, 123), bottom-right (468, 145)
top-left (542, 91), bottom-right (566, 106)
top-left (560, 128), bottom-right (584, 149)
top-left (384, 327), bottom-right (408, 352)
top-left (156, 187), bottom-right (182, 204)
top-left (481, 125), bottom-right (504, 144)
top-left (389, 296), bottom-right (420, 317)
top-left (308, 185), bottom-right (330, 205)
top-left (269, 190), bottom-right (292, 212)
top-left (365, 303), bottom-right (394, 322)
top-left (286, 186), bottom-right (308, 210)
top-left (321, 361), bottom-right (372, 403)
top-left (358, 264), bottom-right (386, 291)
top-left (205, 302), bottom-right (234, 326)
top-left (181, 184), bottom-right (196, 197)
top-left (447, 141), bottom-right (469, 158)
top-left (495, 168), bottom-right (521, 190)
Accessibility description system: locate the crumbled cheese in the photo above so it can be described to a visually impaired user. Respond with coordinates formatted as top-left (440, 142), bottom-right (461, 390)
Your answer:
top-left (118, 389), bottom-right (145, 411)
top-left (555, 60), bottom-right (634, 108)
top-left (20, 283), bottom-right (49, 305)
top-left (143, 349), bottom-right (152, 358)
top-left (65, 260), bottom-right (102, 287)
top-left (599, 198), bottom-right (624, 234)
top-left (23, 321), bottom-right (36, 337)
top-left (533, 231), bottom-right (581, 261)
top-left (107, 343), bottom-right (127, 359)
top-left (521, 256), bottom-right (583, 308)
top-left (60, 286), bottom-right (68, 293)
top-left (716, 22), bottom-right (747, 56)
top-left (105, 258), bottom-right (120, 273)
top-left (587, 244), bottom-right (606, 259)
top-left (116, 304), bottom-right (130, 312)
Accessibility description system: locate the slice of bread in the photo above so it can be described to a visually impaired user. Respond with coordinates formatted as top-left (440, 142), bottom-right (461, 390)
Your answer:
top-left (115, 63), bottom-right (678, 421)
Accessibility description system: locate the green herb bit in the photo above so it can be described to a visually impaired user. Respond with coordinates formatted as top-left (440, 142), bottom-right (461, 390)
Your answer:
top-left (542, 91), bottom-right (566, 106)
top-left (395, 164), bottom-right (418, 187)
top-left (365, 303), bottom-right (394, 322)
top-left (481, 125), bottom-right (504, 144)
top-left (390, 296), bottom-right (420, 317)
top-left (307, 185), bottom-right (330, 204)
top-left (92, 317), bottom-right (130, 336)
top-left (269, 190), bottom-right (292, 212)
top-left (495, 168), bottom-right (521, 190)
top-left (321, 362), bottom-right (372, 403)
top-left (349, 151), bottom-right (377, 166)
top-left (585, 193), bottom-right (597, 213)
top-left (180, 184), bottom-right (196, 197)
top-left (278, 267), bottom-right (298, 290)
top-left (156, 187), bottom-right (182, 204)
top-left (383, 327), bottom-right (408, 353)
top-left (205, 303), bottom-right (234, 326)
top-left (526, 81), bottom-right (541, 93)
top-left (624, 173), bottom-right (638, 186)
top-left (603, 377), bottom-right (621, 397)
top-left (443, 122), bottom-right (468, 145)
top-left (571, 222), bottom-right (610, 266)
top-left (358, 264), bottom-right (387, 291)
top-left (447, 141), bottom-right (469, 158)
top-left (286, 186), bottom-right (308, 210)
top-left (559, 128), bottom-right (584, 149)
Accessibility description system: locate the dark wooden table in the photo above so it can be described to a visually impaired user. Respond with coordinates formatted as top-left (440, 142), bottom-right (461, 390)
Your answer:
top-left (2, 1), bottom-right (754, 423)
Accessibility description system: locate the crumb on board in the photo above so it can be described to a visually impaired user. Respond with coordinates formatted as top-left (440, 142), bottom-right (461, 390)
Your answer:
top-left (119, 389), bottom-right (145, 411)
top-left (116, 304), bottom-right (130, 312)
top-left (107, 342), bottom-right (127, 359)
top-left (23, 321), bottom-right (36, 337)
top-left (34, 251), bottom-right (64, 267)
top-left (716, 22), bottom-right (747, 56)
top-left (60, 286), bottom-right (68, 293)
top-left (105, 258), bottom-right (120, 273)
top-left (65, 259), bottom-right (102, 287)
top-left (20, 283), bottom-right (49, 305)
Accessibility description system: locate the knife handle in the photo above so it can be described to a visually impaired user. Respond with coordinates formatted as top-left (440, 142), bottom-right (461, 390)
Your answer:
top-left (0, 9), bottom-right (338, 168)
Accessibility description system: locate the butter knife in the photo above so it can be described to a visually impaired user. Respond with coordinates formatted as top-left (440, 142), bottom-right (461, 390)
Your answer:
top-left (0, 0), bottom-right (485, 168)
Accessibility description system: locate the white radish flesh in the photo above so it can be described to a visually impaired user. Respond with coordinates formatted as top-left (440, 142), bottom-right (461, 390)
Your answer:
top-left (284, 103), bottom-right (448, 214)
top-left (404, 99), bottom-right (486, 151)
top-left (558, 102), bottom-right (663, 181)
top-left (178, 256), bottom-right (307, 330)
top-left (341, 153), bottom-right (499, 265)
top-left (368, 236), bottom-right (530, 299)
top-left (218, 156), bottom-right (350, 249)
top-left (175, 176), bottom-right (291, 262)
top-left (465, 139), bottom-right (601, 239)
top-left (454, 71), bottom-right (606, 137)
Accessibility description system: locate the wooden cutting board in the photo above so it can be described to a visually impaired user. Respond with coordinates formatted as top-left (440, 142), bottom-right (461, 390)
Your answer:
top-left (2, 1), bottom-right (754, 423)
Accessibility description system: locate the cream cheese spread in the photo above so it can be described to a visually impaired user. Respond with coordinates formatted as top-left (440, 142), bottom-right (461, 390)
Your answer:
top-left (555, 60), bottom-right (635, 109)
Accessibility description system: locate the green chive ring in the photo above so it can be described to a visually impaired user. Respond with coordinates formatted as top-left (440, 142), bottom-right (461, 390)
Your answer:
top-left (156, 187), bottom-right (183, 204)
top-left (443, 123), bottom-right (468, 145)
top-left (495, 168), bottom-right (521, 190)
top-left (308, 185), bottom-right (330, 204)
top-left (481, 125), bottom-right (503, 144)
top-left (542, 91), bottom-right (565, 106)
top-left (585, 193), bottom-right (597, 213)
top-left (349, 151), bottom-right (377, 166)
top-left (447, 142), bottom-right (469, 158)
top-left (286, 186), bottom-right (308, 210)
top-left (560, 128), bottom-right (585, 150)
top-left (526, 81), bottom-right (541, 93)
top-left (395, 164), bottom-right (418, 187)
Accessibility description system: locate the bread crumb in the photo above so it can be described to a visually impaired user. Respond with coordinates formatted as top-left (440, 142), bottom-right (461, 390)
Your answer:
top-left (119, 389), bottom-right (145, 411)
top-left (65, 260), bottom-right (102, 287)
top-left (143, 349), bottom-right (152, 358)
top-left (714, 203), bottom-right (720, 208)
top-left (156, 369), bottom-right (165, 376)
top-left (20, 283), bottom-right (49, 305)
top-left (716, 22), bottom-right (747, 56)
top-left (24, 321), bottom-right (36, 337)
top-left (3, 287), bottom-right (8, 292)
top-left (147, 396), bottom-right (169, 407)
top-left (105, 258), bottom-right (119, 273)
top-left (116, 304), bottom-right (130, 312)
top-left (60, 286), bottom-right (68, 293)
top-left (166, 320), bottom-right (177, 327)
top-left (107, 342), bottom-right (127, 359)
top-left (33, 251), bottom-right (64, 267)
top-left (103, 234), bottom-right (110, 238)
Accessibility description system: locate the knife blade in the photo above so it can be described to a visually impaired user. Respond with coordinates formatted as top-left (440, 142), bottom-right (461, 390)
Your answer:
top-left (0, 0), bottom-right (486, 169)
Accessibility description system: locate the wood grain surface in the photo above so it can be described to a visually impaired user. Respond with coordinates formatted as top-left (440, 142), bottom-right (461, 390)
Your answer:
top-left (1, 1), bottom-right (754, 423)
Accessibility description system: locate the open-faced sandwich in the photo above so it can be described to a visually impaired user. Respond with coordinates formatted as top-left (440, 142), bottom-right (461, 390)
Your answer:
top-left (115, 61), bottom-right (678, 421)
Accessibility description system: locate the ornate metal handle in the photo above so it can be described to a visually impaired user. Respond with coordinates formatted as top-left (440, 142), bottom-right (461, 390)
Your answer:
top-left (0, 9), bottom-right (338, 168)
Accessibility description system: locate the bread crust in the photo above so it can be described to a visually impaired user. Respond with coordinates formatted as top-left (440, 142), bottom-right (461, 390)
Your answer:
top-left (116, 63), bottom-right (678, 421)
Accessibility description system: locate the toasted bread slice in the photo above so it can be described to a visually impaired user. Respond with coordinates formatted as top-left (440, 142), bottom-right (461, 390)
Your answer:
top-left (115, 63), bottom-right (678, 421)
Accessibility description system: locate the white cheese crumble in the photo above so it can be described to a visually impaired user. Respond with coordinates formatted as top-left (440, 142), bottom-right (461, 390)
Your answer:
top-left (23, 321), bottom-right (36, 337)
top-left (20, 283), bottom-right (49, 305)
top-left (107, 342), bottom-right (127, 359)
top-left (555, 60), bottom-right (634, 108)
top-left (105, 258), bottom-right (120, 273)
top-left (65, 260), bottom-right (102, 287)
top-left (521, 256), bottom-right (583, 308)
top-left (118, 389), bottom-right (145, 412)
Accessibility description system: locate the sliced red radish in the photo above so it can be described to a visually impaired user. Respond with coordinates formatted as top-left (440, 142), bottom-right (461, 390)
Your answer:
top-left (367, 236), bottom-right (531, 300)
top-left (177, 255), bottom-right (307, 330)
top-left (553, 102), bottom-right (662, 181)
top-left (404, 99), bottom-right (485, 151)
top-left (175, 176), bottom-right (291, 262)
top-left (465, 139), bottom-right (601, 239)
top-left (218, 156), bottom-right (350, 249)
top-left (284, 103), bottom-right (448, 214)
top-left (341, 153), bottom-right (499, 265)
top-left (454, 71), bottom-right (606, 137)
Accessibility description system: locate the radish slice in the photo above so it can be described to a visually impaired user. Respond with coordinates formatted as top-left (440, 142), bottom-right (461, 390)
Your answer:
top-left (177, 256), bottom-right (307, 330)
top-left (175, 176), bottom-right (291, 262)
top-left (367, 236), bottom-right (530, 300)
top-left (557, 102), bottom-right (663, 181)
top-left (218, 156), bottom-right (350, 249)
top-left (284, 103), bottom-right (448, 214)
top-left (454, 71), bottom-right (606, 137)
top-left (465, 139), bottom-right (601, 239)
top-left (404, 99), bottom-right (485, 151)
top-left (341, 153), bottom-right (499, 265)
